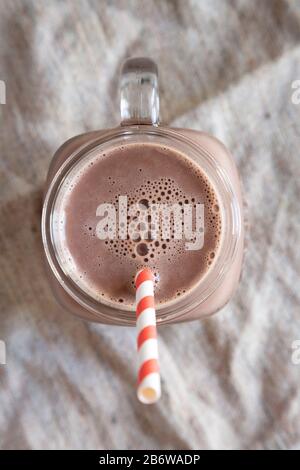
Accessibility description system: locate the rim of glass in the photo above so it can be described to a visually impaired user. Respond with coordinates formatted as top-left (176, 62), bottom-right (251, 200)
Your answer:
top-left (41, 126), bottom-right (242, 325)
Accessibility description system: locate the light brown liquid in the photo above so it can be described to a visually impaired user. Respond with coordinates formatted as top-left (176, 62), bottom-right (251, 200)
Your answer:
top-left (60, 143), bottom-right (222, 306)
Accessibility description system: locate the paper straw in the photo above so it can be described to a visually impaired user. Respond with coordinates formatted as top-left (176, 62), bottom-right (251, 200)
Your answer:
top-left (135, 268), bottom-right (161, 404)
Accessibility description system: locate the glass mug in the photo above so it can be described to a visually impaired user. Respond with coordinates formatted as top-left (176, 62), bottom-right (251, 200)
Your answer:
top-left (42, 57), bottom-right (244, 326)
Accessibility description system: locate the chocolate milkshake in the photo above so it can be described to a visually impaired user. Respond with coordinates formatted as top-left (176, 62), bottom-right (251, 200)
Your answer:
top-left (43, 57), bottom-right (244, 325)
top-left (53, 142), bottom-right (222, 307)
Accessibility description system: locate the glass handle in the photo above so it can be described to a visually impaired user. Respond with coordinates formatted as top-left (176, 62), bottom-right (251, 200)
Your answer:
top-left (120, 57), bottom-right (160, 126)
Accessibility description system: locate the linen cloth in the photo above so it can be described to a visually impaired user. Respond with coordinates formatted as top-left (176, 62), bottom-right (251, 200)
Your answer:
top-left (0, 0), bottom-right (300, 449)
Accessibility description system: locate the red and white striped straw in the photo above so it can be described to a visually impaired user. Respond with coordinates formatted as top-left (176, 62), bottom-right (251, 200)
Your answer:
top-left (135, 268), bottom-right (161, 404)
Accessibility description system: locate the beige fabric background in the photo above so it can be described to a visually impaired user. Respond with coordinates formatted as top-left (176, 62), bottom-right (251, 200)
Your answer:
top-left (1, 0), bottom-right (300, 450)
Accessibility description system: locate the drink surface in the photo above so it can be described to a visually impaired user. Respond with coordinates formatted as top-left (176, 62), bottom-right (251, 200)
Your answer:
top-left (54, 143), bottom-right (222, 307)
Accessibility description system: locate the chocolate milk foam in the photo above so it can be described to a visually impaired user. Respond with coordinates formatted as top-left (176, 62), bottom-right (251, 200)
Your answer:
top-left (56, 143), bottom-right (222, 306)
